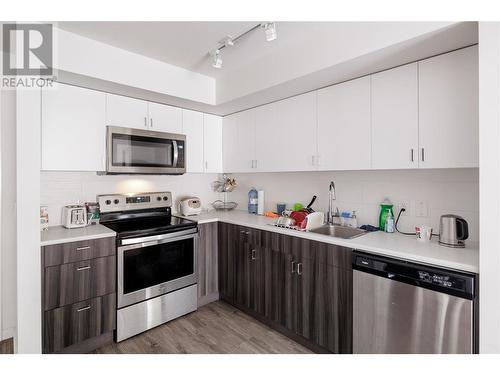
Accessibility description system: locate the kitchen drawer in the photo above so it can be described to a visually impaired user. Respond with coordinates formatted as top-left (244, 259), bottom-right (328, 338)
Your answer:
top-left (44, 256), bottom-right (116, 311)
top-left (314, 242), bottom-right (353, 270)
top-left (43, 293), bottom-right (116, 353)
top-left (43, 237), bottom-right (115, 267)
top-left (236, 225), bottom-right (261, 246)
top-left (281, 235), bottom-right (317, 261)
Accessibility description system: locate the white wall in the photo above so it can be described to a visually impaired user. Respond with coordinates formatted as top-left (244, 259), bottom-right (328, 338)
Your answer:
top-left (16, 89), bottom-right (41, 353)
top-left (54, 27), bottom-right (216, 105)
top-left (230, 169), bottom-right (479, 242)
top-left (0, 89), bottom-right (17, 344)
top-left (41, 172), bottom-right (223, 225)
top-left (478, 22), bottom-right (500, 353)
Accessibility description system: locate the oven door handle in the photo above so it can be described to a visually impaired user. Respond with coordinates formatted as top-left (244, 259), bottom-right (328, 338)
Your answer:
top-left (120, 228), bottom-right (197, 246)
top-left (119, 231), bottom-right (198, 252)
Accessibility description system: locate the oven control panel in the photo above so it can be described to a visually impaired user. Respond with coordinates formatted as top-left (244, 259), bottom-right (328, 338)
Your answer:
top-left (98, 192), bottom-right (172, 213)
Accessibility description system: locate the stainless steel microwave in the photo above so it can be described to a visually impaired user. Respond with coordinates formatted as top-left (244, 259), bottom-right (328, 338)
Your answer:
top-left (106, 126), bottom-right (186, 175)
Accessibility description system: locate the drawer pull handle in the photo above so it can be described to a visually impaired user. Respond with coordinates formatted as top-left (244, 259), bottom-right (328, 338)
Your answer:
top-left (76, 265), bottom-right (91, 271)
top-left (76, 246), bottom-right (90, 251)
top-left (76, 305), bottom-right (91, 312)
top-left (251, 249), bottom-right (256, 260)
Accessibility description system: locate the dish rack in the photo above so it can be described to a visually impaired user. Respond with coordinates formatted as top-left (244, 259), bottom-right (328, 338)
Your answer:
top-left (211, 175), bottom-right (238, 211)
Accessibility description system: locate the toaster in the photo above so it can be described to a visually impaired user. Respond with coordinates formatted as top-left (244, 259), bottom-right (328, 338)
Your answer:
top-left (180, 197), bottom-right (202, 216)
top-left (62, 205), bottom-right (88, 229)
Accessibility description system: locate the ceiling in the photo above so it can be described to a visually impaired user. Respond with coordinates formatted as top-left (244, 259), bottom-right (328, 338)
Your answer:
top-left (57, 22), bottom-right (360, 79)
top-left (56, 21), bottom-right (478, 115)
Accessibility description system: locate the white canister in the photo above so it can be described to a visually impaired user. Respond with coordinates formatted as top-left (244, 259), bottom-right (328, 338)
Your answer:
top-left (257, 190), bottom-right (265, 215)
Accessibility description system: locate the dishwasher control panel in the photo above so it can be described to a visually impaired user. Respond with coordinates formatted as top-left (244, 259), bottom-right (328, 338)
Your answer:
top-left (417, 271), bottom-right (463, 289)
top-left (353, 252), bottom-right (475, 300)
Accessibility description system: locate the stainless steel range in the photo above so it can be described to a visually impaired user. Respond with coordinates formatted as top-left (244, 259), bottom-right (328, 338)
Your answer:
top-left (98, 192), bottom-right (198, 342)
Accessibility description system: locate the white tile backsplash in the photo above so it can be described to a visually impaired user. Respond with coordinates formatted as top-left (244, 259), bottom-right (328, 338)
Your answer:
top-left (228, 168), bottom-right (479, 241)
top-left (40, 171), bottom-right (223, 225)
top-left (41, 168), bottom-right (479, 242)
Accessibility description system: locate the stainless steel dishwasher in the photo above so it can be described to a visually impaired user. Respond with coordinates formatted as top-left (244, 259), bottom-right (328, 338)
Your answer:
top-left (352, 251), bottom-right (476, 354)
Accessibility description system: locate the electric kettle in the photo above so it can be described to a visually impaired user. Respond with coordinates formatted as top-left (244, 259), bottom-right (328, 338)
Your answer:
top-left (439, 214), bottom-right (469, 248)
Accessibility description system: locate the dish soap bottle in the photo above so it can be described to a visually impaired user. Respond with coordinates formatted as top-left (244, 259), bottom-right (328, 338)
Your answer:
top-left (379, 198), bottom-right (394, 230)
top-left (248, 187), bottom-right (258, 214)
top-left (384, 210), bottom-right (395, 233)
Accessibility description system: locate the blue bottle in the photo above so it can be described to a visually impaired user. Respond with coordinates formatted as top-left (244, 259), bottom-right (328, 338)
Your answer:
top-left (248, 187), bottom-right (258, 214)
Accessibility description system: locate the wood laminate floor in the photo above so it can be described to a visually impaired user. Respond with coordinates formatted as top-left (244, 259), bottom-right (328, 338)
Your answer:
top-left (94, 301), bottom-right (312, 354)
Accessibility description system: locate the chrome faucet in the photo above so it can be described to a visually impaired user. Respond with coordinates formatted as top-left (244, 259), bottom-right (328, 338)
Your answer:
top-left (327, 180), bottom-right (338, 224)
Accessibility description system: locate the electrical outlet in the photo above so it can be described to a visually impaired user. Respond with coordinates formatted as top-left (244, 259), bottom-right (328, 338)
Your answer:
top-left (415, 200), bottom-right (429, 217)
top-left (396, 201), bottom-right (410, 216)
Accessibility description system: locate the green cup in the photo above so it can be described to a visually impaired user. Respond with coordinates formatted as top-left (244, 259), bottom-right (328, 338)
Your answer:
top-left (293, 203), bottom-right (304, 211)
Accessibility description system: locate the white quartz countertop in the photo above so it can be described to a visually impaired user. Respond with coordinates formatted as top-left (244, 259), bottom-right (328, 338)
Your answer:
top-left (41, 224), bottom-right (116, 246)
top-left (176, 210), bottom-right (479, 273)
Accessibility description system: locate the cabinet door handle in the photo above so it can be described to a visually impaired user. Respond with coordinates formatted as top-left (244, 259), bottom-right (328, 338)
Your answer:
top-left (410, 148), bottom-right (414, 162)
top-left (291, 261), bottom-right (296, 273)
top-left (76, 305), bottom-right (91, 313)
top-left (76, 265), bottom-right (91, 271)
top-left (251, 249), bottom-right (256, 260)
top-left (205, 161), bottom-right (208, 171)
top-left (311, 155), bottom-right (315, 166)
top-left (150, 118), bottom-right (153, 128)
top-left (76, 246), bottom-right (90, 251)
top-left (316, 155), bottom-right (321, 166)
top-left (421, 148), bottom-right (425, 162)
top-left (144, 117), bottom-right (147, 128)
top-left (255, 160), bottom-right (258, 169)
top-left (297, 263), bottom-right (303, 275)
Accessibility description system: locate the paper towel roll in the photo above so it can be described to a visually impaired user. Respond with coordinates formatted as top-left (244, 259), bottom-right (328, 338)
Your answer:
top-left (257, 190), bottom-right (265, 215)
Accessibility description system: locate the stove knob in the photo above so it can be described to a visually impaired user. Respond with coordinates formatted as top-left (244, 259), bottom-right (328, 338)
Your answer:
top-left (114, 199), bottom-right (120, 205)
top-left (157, 197), bottom-right (162, 201)
top-left (163, 196), bottom-right (169, 201)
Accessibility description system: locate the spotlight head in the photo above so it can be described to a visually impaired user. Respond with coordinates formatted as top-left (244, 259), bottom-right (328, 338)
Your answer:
top-left (212, 49), bottom-right (222, 69)
top-left (262, 22), bottom-right (277, 42)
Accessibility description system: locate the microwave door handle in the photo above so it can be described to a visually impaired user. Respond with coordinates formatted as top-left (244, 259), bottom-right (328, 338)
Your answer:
top-left (172, 140), bottom-right (179, 167)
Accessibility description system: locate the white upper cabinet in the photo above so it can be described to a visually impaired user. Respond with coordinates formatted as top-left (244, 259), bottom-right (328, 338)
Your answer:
top-left (371, 63), bottom-right (419, 169)
top-left (254, 102), bottom-right (278, 172)
top-left (182, 109), bottom-right (204, 173)
top-left (317, 76), bottom-right (371, 171)
top-left (203, 114), bottom-right (223, 173)
top-left (272, 92), bottom-right (317, 172)
top-left (106, 93), bottom-right (148, 129)
top-left (223, 110), bottom-right (256, 173)
top-left (148, 102), bottom-right (183, 133)
top-left (418, 46), bottom-right (478, 168)
top-left (106, 94), bottom-right (183, 134)
top-left (42, 82), bottom-right (106, 171)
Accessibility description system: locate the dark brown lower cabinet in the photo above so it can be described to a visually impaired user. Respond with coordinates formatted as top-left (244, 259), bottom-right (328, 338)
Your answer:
top-left (218, 222), bottom-right (353, 354)
top-left (43, 293), bottom-right (116, 353)
top-left (42, 237), bottom-right (116, 353)
top-left (197, 222), bottom-right (219, 306)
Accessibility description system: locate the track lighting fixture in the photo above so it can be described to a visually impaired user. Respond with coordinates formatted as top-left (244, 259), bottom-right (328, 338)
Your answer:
top-left (209, 22), bottom-right (277, 69)
top-left (212, 49), bottom-right (222, 68)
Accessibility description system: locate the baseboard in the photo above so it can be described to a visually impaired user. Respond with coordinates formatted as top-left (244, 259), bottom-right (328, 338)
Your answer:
top-left (198, 292), bottom-right (219, 307)
top-left (0, 337), bottom-right (14, 354)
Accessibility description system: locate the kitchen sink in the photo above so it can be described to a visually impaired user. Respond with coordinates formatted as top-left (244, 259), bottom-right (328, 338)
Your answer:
top-left (309, 224), bottom-right (367, 239)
